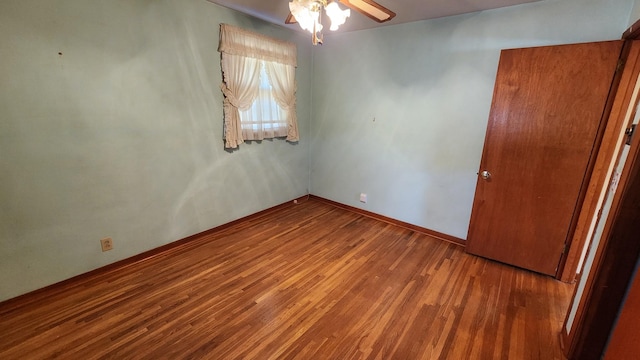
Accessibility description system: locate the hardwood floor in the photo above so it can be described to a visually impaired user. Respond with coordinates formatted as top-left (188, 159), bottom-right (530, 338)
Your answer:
top-left (0, 199), bottom-right (573, 359)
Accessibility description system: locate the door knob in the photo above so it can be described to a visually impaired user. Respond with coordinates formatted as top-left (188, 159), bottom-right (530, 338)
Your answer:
top-left (480, 170), bottom-right (492, 180)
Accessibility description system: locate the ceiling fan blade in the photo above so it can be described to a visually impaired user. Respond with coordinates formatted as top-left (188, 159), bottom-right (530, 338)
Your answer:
top-left (339, 0), bottom-right (395, 23)
top-left (285, 12), bottom-right (297, 24)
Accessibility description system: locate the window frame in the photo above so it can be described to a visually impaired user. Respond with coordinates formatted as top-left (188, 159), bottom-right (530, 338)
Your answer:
top-left (218, 24), bottom-right (299, 149)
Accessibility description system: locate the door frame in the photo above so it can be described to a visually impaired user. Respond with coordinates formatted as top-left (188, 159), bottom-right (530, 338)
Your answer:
top-left (560, 25), bottom-right (640, 358)
top-left (558, 40), bottom-right (638, 282)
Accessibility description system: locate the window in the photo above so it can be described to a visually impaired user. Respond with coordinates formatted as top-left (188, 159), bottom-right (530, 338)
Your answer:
top-left (218, 24), bottom-right (299, 149)
top-left (239, 63), bottom-right (288, 140)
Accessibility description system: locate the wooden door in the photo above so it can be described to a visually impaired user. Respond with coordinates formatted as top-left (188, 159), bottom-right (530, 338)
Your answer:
top-left (466, 41), bottom-right (623, 276)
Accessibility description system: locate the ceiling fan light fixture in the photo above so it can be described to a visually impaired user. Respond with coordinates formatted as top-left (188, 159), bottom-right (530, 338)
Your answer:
top-left (325, 2), bottom-right (350, 31)
top-left (289, 1), bottom-right (323, 34)
top-left (287, 0), bottom-right (394, 44)
top-left (289, 0), bottom-right (350, 44)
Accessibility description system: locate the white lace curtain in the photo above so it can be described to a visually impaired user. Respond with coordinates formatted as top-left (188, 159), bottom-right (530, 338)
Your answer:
top-left (218, 23), bottom-right (299, 149)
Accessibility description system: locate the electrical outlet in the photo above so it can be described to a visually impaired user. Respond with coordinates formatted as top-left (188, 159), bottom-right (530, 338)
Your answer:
top-left (360, 193), bottom-right (367, 203)
top-left (100, 237), bottom-right (113, 252)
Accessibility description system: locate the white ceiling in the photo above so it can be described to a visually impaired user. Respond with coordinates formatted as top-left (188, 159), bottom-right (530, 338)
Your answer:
top-left (207, 0), bottom-right (542, 33)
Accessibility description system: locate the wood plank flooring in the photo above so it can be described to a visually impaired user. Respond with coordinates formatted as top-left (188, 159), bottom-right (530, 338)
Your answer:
top-left (0, 199), bottom-right (573, 359)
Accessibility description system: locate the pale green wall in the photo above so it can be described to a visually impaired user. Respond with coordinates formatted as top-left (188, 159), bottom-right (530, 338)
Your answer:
top-left (630, 0), bottom-right (640, 25)
top-left (0, 0), bottom-right (312, 301)
top-left (309, 0), bottom-right (634, 239)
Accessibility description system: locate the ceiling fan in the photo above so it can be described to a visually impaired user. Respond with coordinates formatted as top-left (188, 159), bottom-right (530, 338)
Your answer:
top-left (286, 0), bottom-right (396, 45)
